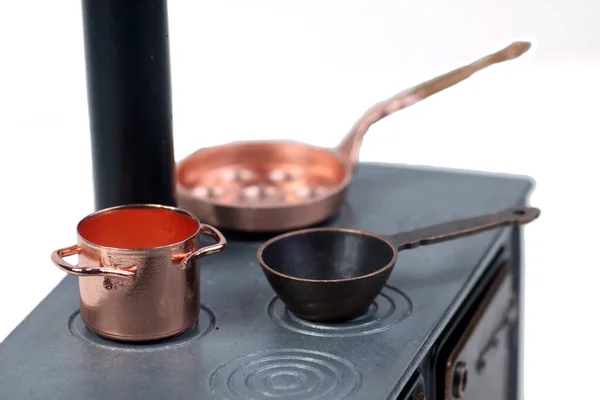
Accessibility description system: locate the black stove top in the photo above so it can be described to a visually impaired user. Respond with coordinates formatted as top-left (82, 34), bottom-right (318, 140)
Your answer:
top-left (0, 162), bottom-right (533, 400)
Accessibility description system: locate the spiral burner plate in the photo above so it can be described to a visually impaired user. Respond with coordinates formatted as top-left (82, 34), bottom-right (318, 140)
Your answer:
top-left (268, 285), bottom-right (412, 337)
top-left (68, 305), bottom-right (215, 352)
top-left (209, 349), bottom-right (361, 400)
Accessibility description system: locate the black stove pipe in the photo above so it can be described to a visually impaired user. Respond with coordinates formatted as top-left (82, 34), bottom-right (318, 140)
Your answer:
top-left (81, 0), bottom-right (176, 210)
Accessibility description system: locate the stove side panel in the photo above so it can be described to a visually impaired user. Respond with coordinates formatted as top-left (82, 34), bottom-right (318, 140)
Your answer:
top-left (421, 233), bottom-right (521, 400)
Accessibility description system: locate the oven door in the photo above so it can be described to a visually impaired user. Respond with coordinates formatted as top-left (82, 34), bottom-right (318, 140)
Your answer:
top-left (434, 261), bottom-right (518, 400)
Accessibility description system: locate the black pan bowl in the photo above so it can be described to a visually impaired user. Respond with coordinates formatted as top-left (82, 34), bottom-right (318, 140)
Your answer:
top-left (257, 228), bottom-right (397, 322)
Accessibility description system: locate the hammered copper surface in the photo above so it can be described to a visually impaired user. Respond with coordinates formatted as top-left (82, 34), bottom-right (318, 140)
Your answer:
top-left (176, 41), bottom-right (531, 232)
top-left (257, 206), bottom-right (540, 322)
top-left (51, 204), bottom-right (227, 341)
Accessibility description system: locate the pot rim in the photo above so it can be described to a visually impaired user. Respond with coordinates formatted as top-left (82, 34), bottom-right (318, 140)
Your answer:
top-left (257, 227), bottom-right (398, 283)
top-left (76, 203), bottom-right (201, 254)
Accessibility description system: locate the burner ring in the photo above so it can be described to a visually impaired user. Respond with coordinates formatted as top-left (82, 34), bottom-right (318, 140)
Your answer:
top-left (68, 305), bottom-right (215, 352)
top-left (209, 349), bottom-right (361, 400)
top-left (268, 285), bottom-right (412, 337)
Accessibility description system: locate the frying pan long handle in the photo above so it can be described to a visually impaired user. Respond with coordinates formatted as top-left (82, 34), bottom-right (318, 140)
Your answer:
top-left (386, 206), bottom-right (540, 251)
top-left (336, 41), bottom-right (532, 169)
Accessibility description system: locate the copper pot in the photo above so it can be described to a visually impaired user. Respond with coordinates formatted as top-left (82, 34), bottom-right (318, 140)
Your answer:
top-left (51, 204), bottom-right (227, 342)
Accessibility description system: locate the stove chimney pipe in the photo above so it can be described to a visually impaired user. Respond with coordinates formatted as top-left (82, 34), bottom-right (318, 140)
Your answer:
top-left (81, 0), bottom-right (176, 210)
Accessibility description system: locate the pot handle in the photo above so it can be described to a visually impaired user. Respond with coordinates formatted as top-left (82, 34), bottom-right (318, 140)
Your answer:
top-left (177, 224), bottom-right (227, 270)
top-left (386, 206), bottom-right (540, 251)
top-left (51, 245), bottom-right (137, 279)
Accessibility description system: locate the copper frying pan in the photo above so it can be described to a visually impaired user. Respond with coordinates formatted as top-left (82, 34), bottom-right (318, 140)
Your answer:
top-left (176, 41), bottom-right (531, 232)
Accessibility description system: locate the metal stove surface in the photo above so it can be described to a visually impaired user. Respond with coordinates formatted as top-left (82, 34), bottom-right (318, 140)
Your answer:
top-left (0, 163), bottom-right (533, 400)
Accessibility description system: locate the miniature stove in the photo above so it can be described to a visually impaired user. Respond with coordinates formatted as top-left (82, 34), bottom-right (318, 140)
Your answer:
top-left (0, 2), bottom-right (534, 398)
top-left (0, 163), bottom-right (533, 400)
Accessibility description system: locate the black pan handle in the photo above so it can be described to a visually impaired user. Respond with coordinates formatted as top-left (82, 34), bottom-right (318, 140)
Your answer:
top-left (386, 206), bottom-right (540, 251)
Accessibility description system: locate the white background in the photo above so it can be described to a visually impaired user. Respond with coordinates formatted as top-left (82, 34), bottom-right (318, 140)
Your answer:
top-left (1, 1), bottom-right (598, 399)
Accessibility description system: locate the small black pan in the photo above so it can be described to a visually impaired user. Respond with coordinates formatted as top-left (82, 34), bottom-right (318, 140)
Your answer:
top-left (257, 206), bottom-right (540, 322)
